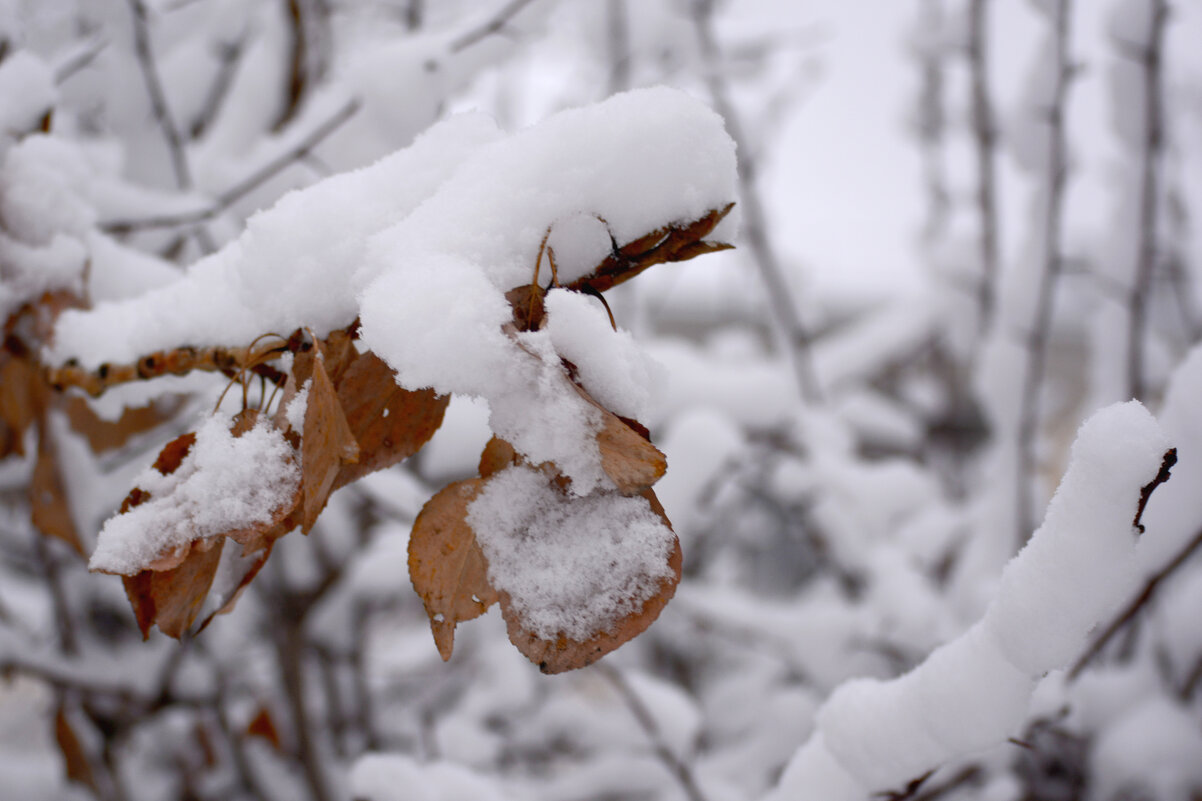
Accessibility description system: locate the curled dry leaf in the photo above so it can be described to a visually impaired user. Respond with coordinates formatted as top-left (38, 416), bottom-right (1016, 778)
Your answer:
top-left (498, 488), bottom-right (681, 674)
top-left (54, 705), bottom-right (98, 792)
top-left (0, 349), bottom-right (38, 458)
top-left (408, 478), bottom-right (499, 661)
top-left (30, 420), bottom-right (85, 555)
top-left (122, 537), bottom-right (226, 639)
top-left (64, 395), bottom-right (174, 453)
top-left (300, 351), bottom-right (360, 532)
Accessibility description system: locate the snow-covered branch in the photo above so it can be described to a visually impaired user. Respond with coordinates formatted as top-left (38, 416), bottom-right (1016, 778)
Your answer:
top-left (764, 401), bottom-right (1173, 799)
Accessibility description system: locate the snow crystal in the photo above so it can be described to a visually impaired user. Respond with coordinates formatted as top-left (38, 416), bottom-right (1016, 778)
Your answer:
top-left (89, 413), bottom-right (300, 575)
top-left (283, 380), bottom-right (310, 432)
top-left (466, 465), bottom-right (675, 641)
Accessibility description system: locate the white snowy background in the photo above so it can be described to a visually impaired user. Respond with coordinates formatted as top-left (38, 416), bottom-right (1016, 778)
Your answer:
top-left (1, 1), bottom-right (1201, 800)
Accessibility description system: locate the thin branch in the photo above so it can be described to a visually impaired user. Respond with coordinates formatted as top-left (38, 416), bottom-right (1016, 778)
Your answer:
top-left (54, 36), bottom-right (108, 84)
top-left (1015, 0), bottom-right (1074, 545)
top-left (1124, 0), bottom-right (1170, 401)
top-left (606, 0), bottom-right (631, 96)
top-left (190, 36), bottom-right (247, 140)
top-left (596, 663), bottom-right (710, 801)
top-left (967, 0), bottom-right (999, 335)
top-left (102, 98), bottom-right (360, 234)
top-left (691, 0), bottom-right (822, 403)
top-left (449, 0), bottom-right (539, 54)
top-left (127, 0), bottom-right (192, 190)
top-left (1069, 525), bottom-right (1202, 680)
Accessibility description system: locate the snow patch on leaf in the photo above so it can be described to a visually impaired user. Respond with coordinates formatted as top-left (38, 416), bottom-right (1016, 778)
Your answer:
top-left (466, 465), bottom-right (675, 641)
top-left (90, 414), bottom-right (300, 575)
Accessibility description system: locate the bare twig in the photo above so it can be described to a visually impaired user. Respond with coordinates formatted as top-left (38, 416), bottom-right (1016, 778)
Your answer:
top-left (691, 0), bottom-right (822, 403)
top-left (1124, 0), bottom-right (1170, 401)
top-left (449, 0), bottom-right (540, 54)
top-left (914, 0), bottom-right (949, 246)
top-left (127, 0), bottom-right (192, 190)
top-left (190, 36), bottom-right (246, 140)
top-left (606, 0), bottom-right (631, 96)
top-left (596, 663), bottom-right (710, 801)
top-left (102, 98), bottom-right (360, 234)
top-left (54, 36), bottom-right (108, 84)
top-left (967, 0), bottom-right (999, 334)
top-left (1069, 524), bottom-right (1202, 680)
top-left (1015, 0), bottom-right (1074, 545)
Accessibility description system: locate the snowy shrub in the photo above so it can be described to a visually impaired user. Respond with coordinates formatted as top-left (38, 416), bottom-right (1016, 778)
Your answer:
top-left (1, 2), bottom-right (1201, 801)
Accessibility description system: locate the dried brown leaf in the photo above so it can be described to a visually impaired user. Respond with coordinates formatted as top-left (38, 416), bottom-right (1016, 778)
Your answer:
top-left (564, 380), bottom-right (665, 494)
top-left (122, 537), bottom-right (226, 639)
top-left (409, 478), bottom-right (499, 661)
top-left (501, 488), bottom-right (681, 674)
top-left (30, 424), bottom-right (84, 555)
top-left (478, 436), bottom-right (519, 478)
top-left (333, 351), bottom-right (448, 488)
top-left (0, 351), bottom-right (38, 457)
top-left (54, 705), bottom-right (98, 792)
top-left (301, 352), bottom-right (360, 532)
top-left (245, 705), bottom-right (282, 749)
top-left (64, 395), bottom-right (173, 453)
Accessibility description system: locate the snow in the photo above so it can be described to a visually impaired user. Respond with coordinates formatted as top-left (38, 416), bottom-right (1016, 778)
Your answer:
top-left (0, 51), bottom-right (56, 143)
top-left (543, 288), bottom-right (662, 421)
top-left (466, 465), bottom-right (675, 641)
top-left (1090, 696), bottom-right (1202, 801)
top-left (351, 753), bottom-right (510, 801)
top-left (89, 413), bottom-right (299, 575)
top-left (767, 401), bottom-right (1172, 797)
top-left (48, 112), bottom-right (504, 368)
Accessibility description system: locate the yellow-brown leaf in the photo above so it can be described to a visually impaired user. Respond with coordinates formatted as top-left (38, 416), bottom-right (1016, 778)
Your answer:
top-left (408, 478), bottom-right (499, 661)
top-left (301, 352), bottom-right (360, 532)
top-left (333, 351), bottom-right (448, 488)
top-left (122, 537), bottom-right (226, 639)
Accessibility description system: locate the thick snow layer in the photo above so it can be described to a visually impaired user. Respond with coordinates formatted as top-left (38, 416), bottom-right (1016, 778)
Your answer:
top-left (466, 465), bottom-right (675, 641)
top-left (49, 87), bottom-right (735, 490)
top-left (49, 112), bottom-right (503, 367)
top-left (89, 413), bottom-right (299, 575)
top-left (765, 401), bottom-right (1172, 799)
top-left (543, 288), bottom-right (662, 421)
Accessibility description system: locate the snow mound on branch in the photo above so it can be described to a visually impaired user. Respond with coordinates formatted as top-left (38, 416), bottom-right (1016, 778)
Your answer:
top-left (48, 112), bottom-right (503, 367)
top-left (765, 401), bottom-right (1172, 799)
top-left (89, 414), bottom-right (299, 575)
top-left (48, 87), bottom-right (736, 491)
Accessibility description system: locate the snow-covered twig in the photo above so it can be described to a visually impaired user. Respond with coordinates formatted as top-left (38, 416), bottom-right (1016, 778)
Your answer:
top-left (762, 401), bottom-right (1172, 800)
top-left (1068, 520), bottom-right (1200, 681)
